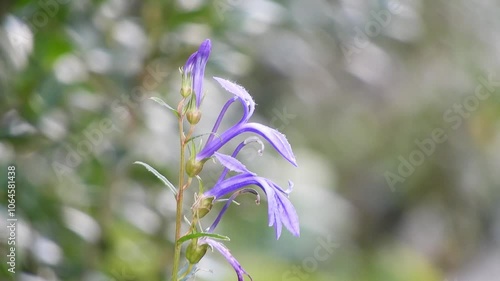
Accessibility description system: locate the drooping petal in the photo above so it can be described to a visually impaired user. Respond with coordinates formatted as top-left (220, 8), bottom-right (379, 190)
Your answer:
top-left (274, 191), bottom-right (300, 237)
top-left (252, 177), bottom-right (300, 238)
top-left (204, 174), bottom-right (252, 198)
top-left (204, 78), bottom-right (255, 147)
top-left (202, 238), bottom-right (252, 281)
top-left (204, 174), bottom-right (300, 238)
top-left (214, 152), bottom-right (255, 175)
top-left (196, 122), bottom-right (297, 167)
top-left (242, 123), bottom-right (297, 166)
top-left (213, 77), bottom-right (255, 123)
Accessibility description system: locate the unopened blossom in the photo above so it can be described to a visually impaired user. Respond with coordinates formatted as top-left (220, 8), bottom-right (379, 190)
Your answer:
top-left (182, 39), bottom-right (211, 107)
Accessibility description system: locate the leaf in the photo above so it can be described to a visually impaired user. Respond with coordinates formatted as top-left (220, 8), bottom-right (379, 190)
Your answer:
top-left (134, 161), bottom-right (177, 195)
top-left (149, 97), bottom-right (179, 117)
top-left (177, 232), bottom-right (230, 245)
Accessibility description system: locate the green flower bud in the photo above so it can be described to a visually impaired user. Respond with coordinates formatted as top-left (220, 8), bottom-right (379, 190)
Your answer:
top-left (186, 159), bottom-right (203, 177)
top-left (186, 109), bottom-right (202, 125)
top-left (194, 196), bottom-right (214, 219)
top-left (186, 240), bottom-right (208, 264)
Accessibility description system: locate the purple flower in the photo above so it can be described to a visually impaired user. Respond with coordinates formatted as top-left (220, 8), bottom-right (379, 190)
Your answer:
top-left (195, 172), bottom-right (258, 281)
top-left (183, 39), bottom-right (211, 107)
top-left (205, 152), bottom-right (300, 239)
top-left (195, 78), bottom-right (297, 166)
top-left (205, 172), bottom-right (300, 239)
top-left (200, 238), bottom-right (252, 281)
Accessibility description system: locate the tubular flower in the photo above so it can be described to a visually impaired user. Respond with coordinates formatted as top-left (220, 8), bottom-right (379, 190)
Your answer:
top-left (200, 238), bottom-right (252, 281)
top-left (195, 77), bottom-right (297, 166)
top-left (205, 152), bottom-right (300, 239)
top-left (183, 39), bottom-right (211, 107)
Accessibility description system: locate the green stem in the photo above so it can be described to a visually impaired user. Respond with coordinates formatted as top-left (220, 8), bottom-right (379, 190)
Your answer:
top-left (172, 117), bottom-right (186, 281)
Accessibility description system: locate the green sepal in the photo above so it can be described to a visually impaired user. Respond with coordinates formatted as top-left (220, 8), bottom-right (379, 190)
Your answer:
top-left (186, 159), bottom-right (203, 177)
top-left (186, 240), bottom-right (208, 264)
top-left (186, 109), bottom-right (202, 124)
top-left (193, 196), bottom-right (214, 219)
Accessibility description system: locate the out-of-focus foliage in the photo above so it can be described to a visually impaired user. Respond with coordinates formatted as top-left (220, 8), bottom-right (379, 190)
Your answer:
top-left (1, 0), bottom-right (500, 280)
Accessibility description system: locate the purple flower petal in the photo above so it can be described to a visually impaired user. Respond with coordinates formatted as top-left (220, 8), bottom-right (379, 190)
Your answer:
top-left (213, 77), bottom-right (255, 123)
top-left (241, 123), bottom-right (297, 166)
top-left (196, 123), bottom-right (297, 167)
top-left (204, 174), bottom-right (300, 238)
top-left (184, 39), bottom-right (211, 108)
top-left (215, 138), bottom-right (264, 184)
top-left (274, 190), bottom-right (300, 237)
top-left (202, 238), bottom-right (252, 281)
top-left (206, 97), bottom-right (238, 145)
top-left (214, 152), bottom-right (255, 175)
top-left (196, 76), bottom-right (297, 168)
top-left (205, 78), bottom-right (255, 145)
top-left (254, 177), bottom-right (300, 238)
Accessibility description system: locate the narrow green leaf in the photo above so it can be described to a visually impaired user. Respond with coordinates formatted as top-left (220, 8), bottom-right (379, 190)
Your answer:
top-left (149, 97), bottom-right (179, 117)
top-left (177, 232), bottom-right (230, 245)
top-left (134, 161), bottom-right (177, 195)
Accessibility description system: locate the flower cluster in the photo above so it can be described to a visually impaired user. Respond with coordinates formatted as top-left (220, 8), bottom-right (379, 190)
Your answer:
top-left (180, 39), bottom-right (299, 280)
top-left (139, 39), bottom-right (299, 281)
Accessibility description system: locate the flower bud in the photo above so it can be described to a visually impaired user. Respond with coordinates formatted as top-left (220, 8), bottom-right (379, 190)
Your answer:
top-left (186, 240), bottom-right (208, 264)
top-left (194, 196), bottom-right (214, 219)
top-left (186, 159), bottom-right (203, 177)
top-left (186, 109), bottom-right (202, 125)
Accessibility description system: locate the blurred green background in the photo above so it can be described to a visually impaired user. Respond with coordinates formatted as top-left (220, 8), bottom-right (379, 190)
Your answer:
top-left (1, 0), bottom-right (500, 280)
